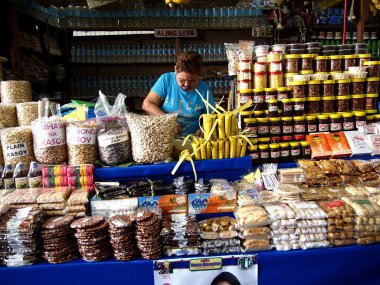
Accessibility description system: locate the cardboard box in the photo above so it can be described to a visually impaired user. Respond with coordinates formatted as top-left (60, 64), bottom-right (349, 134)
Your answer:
top-left (306, 133), bottom-right (332, 159)
top-left (367, 134), bottom-right (380, 155)
top-left (188, 193), bottom-right (237, 214)
top-left (325, 132), bottom-right (352, 158)
top-left (344, 131), bottom-right (373, 157)
top-left (138, 195), bottom-right (188, 215)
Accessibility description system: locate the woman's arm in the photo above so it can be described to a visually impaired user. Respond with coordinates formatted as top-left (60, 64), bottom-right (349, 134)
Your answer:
top-left (142, 90), bottom-right (165, 115)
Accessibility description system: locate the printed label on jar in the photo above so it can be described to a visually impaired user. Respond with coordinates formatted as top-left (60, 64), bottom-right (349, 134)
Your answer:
top-left (284, 104), bottom-right (293, 112)
top-left (365, 98), bottom-right (375, 109)
top-left (330, 123), bottom-right (342, 131)
top-left (246, 126), bottom-right (258, 135)
top-left (268, 105), bottom-right (278, 112)
top-left (15, 177), bottom-right (28, 189)
top-left (283, 126), bottom-right (293, 134)
top-left (270, 126), bottom-right (281, 134)
top-left (277, 94), bottom-right (288, 101)
top-left (291, 149), bottom-right (301, 156)
top-left (265, 95), bottom-right (276, 101)
top-left (281, 135), bottom-right (293, 141)
top-left (319, 124), bottom-right (329, 132)
top-left (294, 124), bottom-right (306, 133)
top-left (35, 122), bottom-right (66, 148)
top-left (4, 178), bottom-right (14, 189)
top-left (98, 133), bottom-right (129, 147)
top-left (249, 153), bottom-right (259, 160)
top-left (343, 122), bottom-right (354, 130)
top-left (67, 127), bottom-right (96, 145)
top-left (293, 135), bottom-right (305, 141)
top-left (280, 150), bottom-right (290, 157)
top-left (258, 126), bottom-right (269, 134)
top-left (294, 103), bottom-right (305, 111)
top-left (254, 96), bottom-right (264, 103)
top-left (4, 142), bottom-right (29, 159)
top-left (304, 149), bottom-right (311, 155)
top-left (240, 95), bottom-right (251, 104)
top-left (308, 125), bottom-right (317, 133)
top-left (356, 121), bottom-right (367, 129)
top-left (271, 150), bottom-right (280, 158)
top-left (261, 152), bottom-right (270, 159)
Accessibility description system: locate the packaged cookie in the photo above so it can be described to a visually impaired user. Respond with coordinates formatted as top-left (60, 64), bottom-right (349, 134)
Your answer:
top-left (288, 201), bottom-right (328, 220)
top-left (351, 160), bottom-right (374, 174)
top-left (235, 205), bottom-right (270, 228)
top-left (316, 160), bottom-right (338, 175)
top-left (333, 159), bottom-right (358, 175)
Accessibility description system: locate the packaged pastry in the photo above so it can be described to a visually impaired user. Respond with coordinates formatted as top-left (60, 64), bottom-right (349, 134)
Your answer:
top-left (199, 216), bottom-right (238, 239)
top-left (239, 226), bottom-right (271, 239)
top-left (300, 189), bottom-right (330, 201)
top-left (370, 159), bottom-right (380, 174)
top-left (259, 191), bottom-right (281, 206)
top-left (351, 160), bottom-right (375, 174)
top-left (235, 205), bottom-right (270, 228)
top-left (342, 196), bottom-right (380, 216)
top-left (241, 238), bottom-right (271, 252)
top-left (297, 219), bottom-right (328, 228)
top-left (333, 159), bottom-right (358, 175)
top-left (316, 160), bottom-right (338, 175)
top-left (297, 160), bottom-right (316, 169)
top-left (295, 227), bottom-right (327, 235)
top-left (317, 200), bottom-right (354, 218)
top-left (271, 219), bottom-right (297, 229)
top-left (288, 201), bottom-right (328, 219)
top-left (344, 186), bottom-right (370, 197)
top-left (299, 240), bottom-right (329, 249)
top-left (264, 204), bottom-right (296, 220)
top-left (278, 168), bottom-right (304, 185)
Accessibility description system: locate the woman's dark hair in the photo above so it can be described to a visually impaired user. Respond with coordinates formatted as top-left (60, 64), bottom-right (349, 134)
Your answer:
top-left (211, 272), bottom-right (241, 285)
top-left (175, 51), bottom-right (203, 75)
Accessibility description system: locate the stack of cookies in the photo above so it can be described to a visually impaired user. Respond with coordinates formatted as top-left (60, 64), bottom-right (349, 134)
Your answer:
top-left (108, 215), bottom-right (138, 261)
top-left (70, 216), bottom-right (112, 262)
top-left (135, 209), bottom-right (162, 259)
top-left (40, 215), bottom-right (77, 264)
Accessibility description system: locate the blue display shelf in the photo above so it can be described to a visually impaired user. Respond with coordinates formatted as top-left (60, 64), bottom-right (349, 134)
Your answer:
top-left (94, 156), bottom-right (253, 183)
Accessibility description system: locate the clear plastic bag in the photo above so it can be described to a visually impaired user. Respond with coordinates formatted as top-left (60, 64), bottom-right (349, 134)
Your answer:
top-left (126, 113), bottom-right (177, 164)
top-left (96, 92), bottom-right (131, 165)
top-left (32, 99), bottom-right (67, 164)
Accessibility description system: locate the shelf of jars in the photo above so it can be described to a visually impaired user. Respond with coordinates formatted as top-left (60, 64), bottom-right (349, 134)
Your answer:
top-left (16, 0), bottom-right (270, 30)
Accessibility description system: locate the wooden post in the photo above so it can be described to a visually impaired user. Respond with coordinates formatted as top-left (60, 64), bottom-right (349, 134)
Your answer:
top-left (357, 0), bottom-right (369, 43)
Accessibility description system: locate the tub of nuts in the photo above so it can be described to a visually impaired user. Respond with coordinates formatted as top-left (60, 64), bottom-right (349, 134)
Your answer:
top-left (0, 81), bottom-right (32, 103)
top-left (16, 102), bottom-right (38, 126)
top-left (0, 104), bottom-right (18, 128)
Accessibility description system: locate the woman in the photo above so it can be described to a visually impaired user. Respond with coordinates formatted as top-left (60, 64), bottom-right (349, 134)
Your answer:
top-left (211, 272), bottom-right (241, 285)
top-left (142, 51), bottom-right (215, 136)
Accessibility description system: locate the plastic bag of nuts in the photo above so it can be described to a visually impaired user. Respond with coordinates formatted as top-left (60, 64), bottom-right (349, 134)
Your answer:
top-left (32, 99), bottom-right (67, 164)
top-left (96, 92), bottom-right (132, 165)
top-left (67, 120), bottom-right (98, 165)
top-left (0, 104), bottom-right (18, 128)
top-left (126, 113), bottom-right (177, 163)
top-left (16, 102), bottom-right (38, 126)
top-left (1, 126), bottom-right (36, 168)
top-left (1, 80), bottom-right (32, 103)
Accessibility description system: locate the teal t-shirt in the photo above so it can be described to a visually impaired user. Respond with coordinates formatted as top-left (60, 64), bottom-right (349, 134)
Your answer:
top-left (152, 72), bottom-right (215, 135)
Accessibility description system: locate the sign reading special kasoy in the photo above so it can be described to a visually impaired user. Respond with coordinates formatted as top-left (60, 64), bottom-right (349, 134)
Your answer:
top-left (155, 29), bottom-right (197, 38)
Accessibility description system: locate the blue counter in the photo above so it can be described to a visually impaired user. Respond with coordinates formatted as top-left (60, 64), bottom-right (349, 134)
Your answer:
top-left (95, 156), bottom-right (253, 182)
top-left (1, 244), bottom-right (380, 285)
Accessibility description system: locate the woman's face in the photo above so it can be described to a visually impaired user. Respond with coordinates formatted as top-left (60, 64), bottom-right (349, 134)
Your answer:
top-left (176, 71), bottom-right (199, 92)
top-left (215, 282), bottom-right (232, 285)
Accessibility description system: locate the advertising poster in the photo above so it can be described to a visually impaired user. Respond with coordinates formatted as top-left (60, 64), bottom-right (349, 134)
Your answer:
top-left (154, 254), bottom-right (257, 285)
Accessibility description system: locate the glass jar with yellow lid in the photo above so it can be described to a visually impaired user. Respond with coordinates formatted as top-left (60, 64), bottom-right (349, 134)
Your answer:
top-left (329, 114), bottom-right (342, 132)
top-left (317, 114), bottom-right (330, 132)
top-left (342, 112), bottom-right (355, 131)
top-left (353, 111), bottom-right (367, 129)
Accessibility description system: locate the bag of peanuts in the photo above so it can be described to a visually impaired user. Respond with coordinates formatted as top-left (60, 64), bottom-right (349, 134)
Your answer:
top-left (66, 104), bottom-right (98, 165)
top-left (1, 80), bottom-right (32, 104)
top-left (16, 102), bottom-right (38, 126)
top-left (126, 113), bottom-right (177, 164)
top-left (1, 126), bottom-right (36, 168)
top-left (31, 99), bottom-right (67, 164)
top-left (95, 92), bottom-right (131, 165)
top-left (0, 104), bottom-right (18, 128)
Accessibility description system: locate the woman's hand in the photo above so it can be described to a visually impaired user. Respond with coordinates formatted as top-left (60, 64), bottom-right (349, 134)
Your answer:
top-left (175, 123), bottom-right (183, 136)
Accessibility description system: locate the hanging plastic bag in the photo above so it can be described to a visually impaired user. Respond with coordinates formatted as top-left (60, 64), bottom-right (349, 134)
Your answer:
top-left (32, 99), bottom-right (67, 164)
top-left (96, 91), bottom-right (131, 165)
